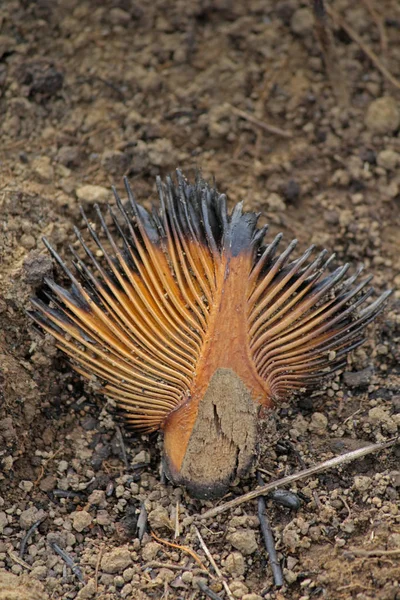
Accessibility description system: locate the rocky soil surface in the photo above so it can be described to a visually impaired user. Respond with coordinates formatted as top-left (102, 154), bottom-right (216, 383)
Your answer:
top-left (0, 1), bottom-right (399, 599)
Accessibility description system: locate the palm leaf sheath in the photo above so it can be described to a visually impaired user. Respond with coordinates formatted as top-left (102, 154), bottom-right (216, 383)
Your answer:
top-left (29, 172), bottom-right (391, 497)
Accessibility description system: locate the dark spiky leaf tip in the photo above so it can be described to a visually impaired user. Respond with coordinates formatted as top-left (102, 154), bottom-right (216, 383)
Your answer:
top-left (29, 171), bottom-right (392, 498)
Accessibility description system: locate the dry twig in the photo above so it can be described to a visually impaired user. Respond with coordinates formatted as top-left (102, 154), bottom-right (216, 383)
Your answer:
top-left (194, 526), bottom-right (234, 600)
top-left (326, 5), bottom-right (400, 91)
top-left (7, 550), bottom-right (32, 571)
top-left (199, 438), bottom-right (398, 520)
top-left (346, 548), bottom-right (400, 558)
top-left (312, 0), bottom-right (349, 106)
top-left (95, 545), bottom-right (104, 592)
top-left (151, 531), bottom-right (211, 574)
top-left (229, 105), bottom-right (293, 138)
top-left (361, 0), bottom-right (388, 54)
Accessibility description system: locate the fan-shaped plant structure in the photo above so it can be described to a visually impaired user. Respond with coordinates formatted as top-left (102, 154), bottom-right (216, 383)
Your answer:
top-left (29, 172), bottom-right (391, 498)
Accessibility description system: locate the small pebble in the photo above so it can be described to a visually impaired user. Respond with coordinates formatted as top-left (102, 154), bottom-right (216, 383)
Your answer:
top-left (76, 184), bottom-right (109, 204)
top-left (226, 529), bottom-right (257, 555)
top-left (71, 510), bottom-right (93, 532)
top-left (101, 547), bottom-right (133, 574)
top-left (365, 96), bottom-right (400, 134)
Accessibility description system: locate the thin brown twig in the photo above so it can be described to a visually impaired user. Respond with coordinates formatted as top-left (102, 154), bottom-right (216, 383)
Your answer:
top-left (194, 526), bottom-right (234, 600)
top-left (326, 5), bottom-right (400, 91)
top-left (199, 437), bottom-right (398, 520)
top-left (7, 550), bottom-right (32, 570)
top-left (95, 545), bottom-right (104, 592)
top-left (361, 0), bottom-right (388, 54)
top-left (34, 447), bottom-right (63, 485)
top-left (150, 531), bottom-right (211, 574)
top-left (347, 548), bottom-right (400, 557)
top-left (229, 105), bottom-right (293, 139)
top-left (312, 0), bottom-right (349, 106)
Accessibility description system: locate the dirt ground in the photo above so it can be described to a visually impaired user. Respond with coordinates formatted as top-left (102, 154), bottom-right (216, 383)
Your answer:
top-left (0, 1), bottom-right (400, 599)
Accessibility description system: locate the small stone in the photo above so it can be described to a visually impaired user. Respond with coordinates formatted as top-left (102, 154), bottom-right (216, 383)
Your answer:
top-left (148, 505), bottom-right (170, 530)
top-left (20, 234), bottom-right (36, 250)
top-left (290, 8), bottom-right (314, 36)
top-left (122, 567), bottom-right (135, 582)
top-left (225, 551), bottom-right (245, 576)
top-left (282, 528), bottom-right (300, 552)
top-left (0, 512), bottom-right (8, 533)
top-left (147, 138), bottom-right (178, 167)
top-left (20, 507), bottom-right (47, 530)
top-left (76, 184), bottom-right (109, 204)
top-left (142, 541), bottom-right (161, 561)
top-left (365, 96), bottom-right (400, 134)
top-left (230, 580), bottom-right (249, 598)
top-left (309, 412), bottom-right (328, 434)
top-left (226, 529), bottom-right (257, 555)
top-left (39, 475), bottom-right (57, 492)
top-left (132, 450), bottom-right (150, 466)
top-left (121, 583), bottom-right (133, 598)
top-left (368, 406), bottom-right (389, 425)
top-left (181, 571), bottom-right (193, 584)
top-left (243, 595), bottom-right (263, 600)
top-left (353, 475), bottom-right (372, 492)
top-left (32, 156), bottom-right (54, 182)
top-left (72, 510), bottom-right (93, 532)
top-left (377, 149), bottom-right (400, 170)
top-left (57, 460), bottom-right (68, 473)
top-left (96, 510), bottom-right (111, 526)
top-left (57, 146), bottom-right (81, 168)
top-left (101, 546), bottom-right (133, 574)
top-left (266, 192), bottom-right (286, 212)
top-left (87, 490), bottom-right (106, 506)
top-left (23, 250), bottom-right (53, 286)
top-left (77, 579), bottom-right (97, 599)
top-left (284, 568), bottom-right (298, 584)
top-left (282, 179), bottom-right (301, 203)
top-left (388, 533), bottom-right (400, 548)
top-left (109, 8), bottom-right (131, 25)
top-left (31, 565), bottom-right (47, 580)
top-left (101, 150), bottom-right (130, 175)
top-left (343, 367), bottom-right (374, 388)
top-left (19, 480), bottom-right (34, 492)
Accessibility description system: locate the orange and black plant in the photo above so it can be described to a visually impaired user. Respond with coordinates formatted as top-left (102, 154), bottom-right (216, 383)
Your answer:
top-left (29, 172), bottom-right (391, 498)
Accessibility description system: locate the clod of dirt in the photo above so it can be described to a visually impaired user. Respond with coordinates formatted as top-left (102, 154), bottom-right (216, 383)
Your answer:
top-left (100, 546), bottom-right (133, 574)
top-left (76, 184), bottom-right (110, 204)
top-left (343, 366), bottom-right (374, 388)
top-left (0, 572), bottom-right (49, 600)
top-left (226, 529), bottom-right (258, 555)
top-left (290, 7), bottom-right (314, 36)
top-left (16, 60), bottom-right (63, 99)
top-left (23, 251), bottom-right (53, 286)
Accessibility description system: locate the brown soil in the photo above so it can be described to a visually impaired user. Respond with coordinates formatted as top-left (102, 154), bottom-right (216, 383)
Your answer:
top-left (0, 1), bottom-right (399, 599)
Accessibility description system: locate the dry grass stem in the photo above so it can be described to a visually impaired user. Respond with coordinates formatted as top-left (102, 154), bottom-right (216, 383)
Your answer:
top-left (199, 437), bottom-right (398, 520)
top-left (312, 0), bottom-right (349, 106)
top-left (151, 531), bottom-right (211, 574)
top-left (229, 105), bottom-right (293, 138)
top-left (327, 5), bottom-right (400, 90)
top-left (194, 526), bottom-right (235, 600)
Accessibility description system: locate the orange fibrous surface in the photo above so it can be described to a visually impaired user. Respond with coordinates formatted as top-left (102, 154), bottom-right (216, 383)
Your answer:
top-left (29, 173), bottom-right (391, 481)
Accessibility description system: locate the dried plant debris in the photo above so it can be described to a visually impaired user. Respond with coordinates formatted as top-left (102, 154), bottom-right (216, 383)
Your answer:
top-left (30, 172), bottom-right (391, 498)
